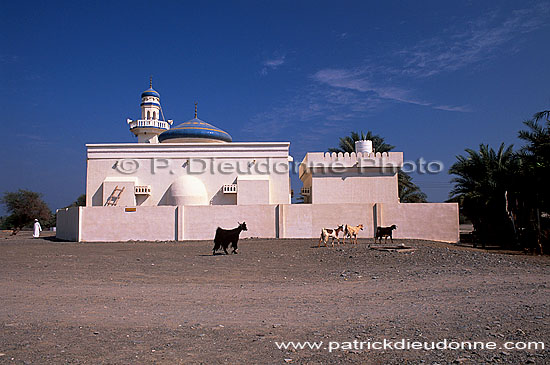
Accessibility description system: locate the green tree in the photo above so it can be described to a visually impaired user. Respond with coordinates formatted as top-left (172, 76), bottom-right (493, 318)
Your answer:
top-left (67, 194), bottom-right (86, 207)
top-left (516, 110), bottom-right (550, 252)
top-left (399, 171), bottom-right (428, 203)
top-left (449, 143), bottom-right (519, 247)
top-left (448, 109), bottom-right (549, 251)
top-left (518, 110), bottom-right (550, 207)
top-left (329, 131), bottom-right (427, 203)
top-left (0, 189), bottom-right (52, 235)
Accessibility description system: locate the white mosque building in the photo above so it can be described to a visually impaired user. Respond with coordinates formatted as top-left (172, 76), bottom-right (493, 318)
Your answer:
top-left (57, 81), bottom-right (458, 243)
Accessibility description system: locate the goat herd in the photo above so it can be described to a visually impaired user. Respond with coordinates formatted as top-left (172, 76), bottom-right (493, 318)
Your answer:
top-left (319, 224), bottom-right (398, 247)
top-left (212, 222), bottom-right (398, 255)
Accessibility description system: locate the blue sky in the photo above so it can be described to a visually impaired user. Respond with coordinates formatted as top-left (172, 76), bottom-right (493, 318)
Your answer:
top-left (1, 0), bottom-right (549, 213)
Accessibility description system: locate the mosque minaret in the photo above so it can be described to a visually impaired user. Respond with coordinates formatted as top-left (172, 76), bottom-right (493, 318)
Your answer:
top-left (127, 77), bottom-right (173, 143)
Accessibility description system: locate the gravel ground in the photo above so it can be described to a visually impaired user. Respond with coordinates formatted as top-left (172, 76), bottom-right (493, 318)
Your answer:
top-left (0, 231), bottom-right (549, 364)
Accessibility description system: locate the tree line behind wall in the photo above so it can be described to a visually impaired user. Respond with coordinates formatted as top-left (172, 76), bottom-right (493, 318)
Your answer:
top-left (330, 110), bottom-right (549, 253)
top-left (0, 191), bottom-right (85, 235)
top-left (449, 110), bottom-right (550, 252)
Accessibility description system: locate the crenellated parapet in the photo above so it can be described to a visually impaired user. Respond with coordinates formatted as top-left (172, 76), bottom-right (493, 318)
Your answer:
top-left (299, 151), bottom-right (403, 176)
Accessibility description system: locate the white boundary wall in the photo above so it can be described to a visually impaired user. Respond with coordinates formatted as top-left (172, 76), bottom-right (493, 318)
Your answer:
top-left (279, 204), bottom-right (375, 239)
top-left (379, 203), bottom-right (459, 243)
top-left (57, 203), bottom-right (458, 243)
top-left (56, 207), bottom-right (81, 241)
top-left (183, 205), bottom-right (277, 240)
top-left (79, 206), bottom-right (177, 242)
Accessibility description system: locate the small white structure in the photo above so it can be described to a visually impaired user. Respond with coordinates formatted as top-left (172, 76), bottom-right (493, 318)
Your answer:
top-left (57, 82), bottom-right (458, 243)
top-left (354, 140), bottom-right (373, 154)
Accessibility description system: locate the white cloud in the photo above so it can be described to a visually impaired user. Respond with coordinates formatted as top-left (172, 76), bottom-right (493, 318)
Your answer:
top-left (311, 68), bottom-right (469, 111)
top-left (263, 57), bottom-right (285, 68)
top-left (0, 55), bottom-right (18, 64)
top-left (247, 4), bottom-right (546, 142)
top-left (242, 85), bottom-right (379, 138)
top-left (398, 3), bottom-right (550, 77)
top-left (261, 55), bottom-right (286, 75)
top-left (309, 4), bottom-right (549, 112)
top-left (433, 104), bottom-right (472, 113)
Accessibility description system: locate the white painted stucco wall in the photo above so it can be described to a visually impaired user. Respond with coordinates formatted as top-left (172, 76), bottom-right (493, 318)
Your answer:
top-left (311, 173), bottom-right (399, 204)
top-left (57, 203), bottom-right (459, 243)
top-left (237, 176), bottom-right (270, 205)
top-left (86, 142), bottom-right (291, 207)
top-left (64, 142), bottom-right (460, 243)
top-left (79, 206), bottom-right (178, 242)
top-left (183, 205), bottom-right (277, 240)
top-left (299, 152), bottom-right (403, 204)
top-left (279, 203), bottom-right (375, 239)
top-left (56, 207), bottom-right (81, 241)
top-left (379, 203), bottom-right (459, 243)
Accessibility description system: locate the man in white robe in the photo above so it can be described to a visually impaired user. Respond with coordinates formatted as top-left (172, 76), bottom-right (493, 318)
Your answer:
top-left (33, 219), bottom-right (42, 238)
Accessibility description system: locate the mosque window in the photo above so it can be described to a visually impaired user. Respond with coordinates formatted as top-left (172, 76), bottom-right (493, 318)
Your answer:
top-left (147, 111), bottom-right (151, 119)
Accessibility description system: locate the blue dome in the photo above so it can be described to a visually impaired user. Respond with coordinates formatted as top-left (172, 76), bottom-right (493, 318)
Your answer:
top-left (141, 88), bottom-right (160, 98)
top-left (159, 118), bottom-right (232, 143)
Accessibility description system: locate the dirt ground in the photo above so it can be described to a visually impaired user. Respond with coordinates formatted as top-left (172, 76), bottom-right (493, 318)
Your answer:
top-left (0, 231), bottom-right (549, 364)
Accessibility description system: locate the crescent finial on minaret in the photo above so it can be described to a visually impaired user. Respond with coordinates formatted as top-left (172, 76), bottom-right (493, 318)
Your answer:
top-left (149, 76), bottom-right (153, 88)
top-left (194, 102), bottom-right (198, 118)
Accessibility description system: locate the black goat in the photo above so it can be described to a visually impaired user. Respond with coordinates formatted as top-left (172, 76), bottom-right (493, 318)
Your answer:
top-left (213, 222), bottom-right (248, 255)
top-left (375, 224), bottom-right (397, 243)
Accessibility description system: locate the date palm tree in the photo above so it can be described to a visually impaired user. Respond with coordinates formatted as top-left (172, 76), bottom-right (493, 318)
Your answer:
top-left (329, 131), bottom-right (427, 203)
top-left (518, 110), bottom-right (550, 177)
top-left (516, 110), bottom-right (550, 251)
top-left (449, 143), bottom-right (519, 247)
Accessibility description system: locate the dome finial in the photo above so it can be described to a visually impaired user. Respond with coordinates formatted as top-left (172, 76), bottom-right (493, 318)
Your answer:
top-left (149, 76), bottom-right (153, 89)
top-left (194, 102), bottom-right (198, 118)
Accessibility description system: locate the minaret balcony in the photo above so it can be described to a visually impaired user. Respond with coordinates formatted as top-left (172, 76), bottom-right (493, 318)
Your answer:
top-left (128, 119), bottom-right (170, 130)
